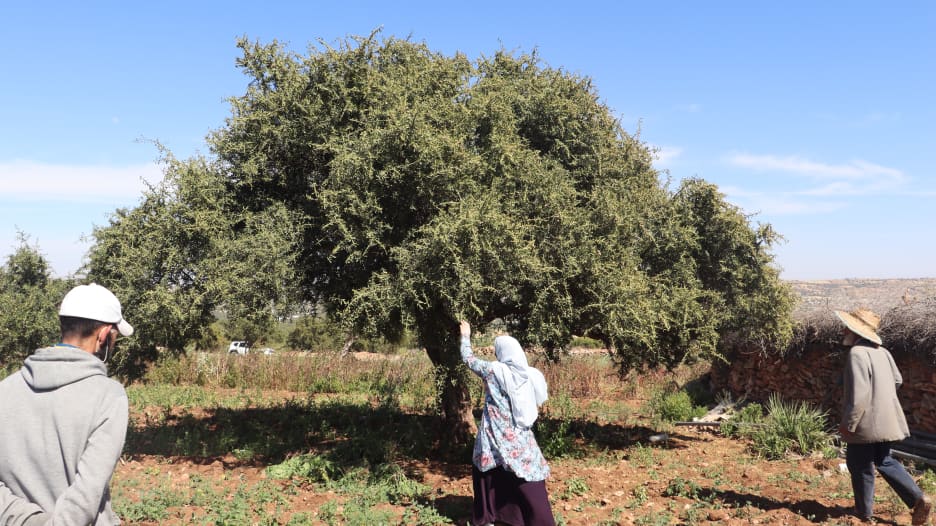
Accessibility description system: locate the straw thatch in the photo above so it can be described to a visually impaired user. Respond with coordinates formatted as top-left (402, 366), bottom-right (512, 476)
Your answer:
top-left (744, 298), bottom-right (936, 364)
top-left (879, 298), bottom-right (936, 364)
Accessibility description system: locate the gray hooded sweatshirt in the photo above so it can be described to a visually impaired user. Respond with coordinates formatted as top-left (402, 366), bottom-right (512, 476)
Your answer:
top-left (0, 346), bottom-right (128, 525)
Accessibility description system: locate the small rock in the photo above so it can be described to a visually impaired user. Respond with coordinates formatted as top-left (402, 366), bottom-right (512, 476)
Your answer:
top-left (708, 509), bottom-right (729, 521)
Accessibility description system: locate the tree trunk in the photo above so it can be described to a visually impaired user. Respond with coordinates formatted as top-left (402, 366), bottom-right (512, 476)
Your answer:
top-left (420, 320), bottom-right (477, 454)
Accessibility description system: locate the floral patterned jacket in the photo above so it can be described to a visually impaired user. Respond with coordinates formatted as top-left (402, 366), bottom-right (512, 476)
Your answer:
top-left (461, 336), bottom-right (551, 481)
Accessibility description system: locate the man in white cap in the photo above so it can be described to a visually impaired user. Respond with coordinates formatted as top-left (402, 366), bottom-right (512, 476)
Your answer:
top-left (836, 308), bottom-right (931, 525)
top-left (0, 283), bottom-right (133, 525)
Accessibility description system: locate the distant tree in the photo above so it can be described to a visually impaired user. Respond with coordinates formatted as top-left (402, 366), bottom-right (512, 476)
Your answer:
top-left (287, 315), bottom-right (342, 352)
top-left (0, 236), bottom-right (70, 366)
top-left (85, 152), bottom-right (302, 378)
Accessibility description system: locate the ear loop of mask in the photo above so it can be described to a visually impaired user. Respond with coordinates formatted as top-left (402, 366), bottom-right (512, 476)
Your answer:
top-left (98, 327), bottom-right (114, 363)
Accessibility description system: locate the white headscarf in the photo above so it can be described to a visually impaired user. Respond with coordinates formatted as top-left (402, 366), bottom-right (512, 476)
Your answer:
top-left (490, 335), bottom-right (548, 428)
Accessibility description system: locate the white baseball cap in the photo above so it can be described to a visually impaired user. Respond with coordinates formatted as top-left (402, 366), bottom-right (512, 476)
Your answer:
top-left (59, 283), bottom-right (134, 337)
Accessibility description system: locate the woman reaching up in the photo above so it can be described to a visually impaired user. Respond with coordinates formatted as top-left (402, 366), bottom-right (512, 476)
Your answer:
top-left (459, 320), bottom-right (555, 526)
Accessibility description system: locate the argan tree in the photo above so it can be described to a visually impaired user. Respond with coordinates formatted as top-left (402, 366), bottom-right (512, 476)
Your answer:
top-left (84, 31), bottom-right (792, 444)
top-left (200, 32), bottom-right (794, 444)
top-left (86, 152), bottom-right (302, 378)
top-left (0, 238), bottom-right (70, 366)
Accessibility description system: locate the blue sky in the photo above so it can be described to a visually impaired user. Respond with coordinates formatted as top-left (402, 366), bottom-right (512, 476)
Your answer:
top-left (1, 1), bottom-right (933, 280)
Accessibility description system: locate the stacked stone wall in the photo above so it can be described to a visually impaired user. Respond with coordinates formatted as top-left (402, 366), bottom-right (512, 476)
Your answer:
top-left (710, 345), bottom-right (936, 434)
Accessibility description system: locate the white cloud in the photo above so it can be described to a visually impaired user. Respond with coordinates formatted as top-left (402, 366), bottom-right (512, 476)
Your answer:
top-left (722, 152), bottom-right (908, 202)
top-left (745, 196), bottom-right (848, 216)
top-left (719, 185), bottom-right (848, 216)
top-left (725, 153), bottom-right (904, 181)
top-left (0, 160), bottom-right (164, 202)
top-left (652, 145), bottom-right (683, 165)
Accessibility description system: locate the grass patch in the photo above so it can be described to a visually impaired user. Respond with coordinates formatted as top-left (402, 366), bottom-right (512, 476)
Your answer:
top-left (722, 393), bottom-right (835, 460)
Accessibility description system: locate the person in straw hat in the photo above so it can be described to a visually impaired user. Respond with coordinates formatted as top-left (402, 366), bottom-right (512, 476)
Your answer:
top-left (836, 308), bottom-right (932, 524)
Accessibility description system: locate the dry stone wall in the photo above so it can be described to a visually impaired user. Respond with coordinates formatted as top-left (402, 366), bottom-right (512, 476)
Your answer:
top-left (710, 345), bottom-right (936, 434)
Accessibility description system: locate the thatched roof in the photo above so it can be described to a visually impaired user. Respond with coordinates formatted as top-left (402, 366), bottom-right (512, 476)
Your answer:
top-left (778, 299), bottom-right (936, 364)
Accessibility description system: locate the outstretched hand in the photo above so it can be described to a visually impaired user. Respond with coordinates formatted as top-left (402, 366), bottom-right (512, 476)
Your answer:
top-left (459, 320), bottom-right (471, 339)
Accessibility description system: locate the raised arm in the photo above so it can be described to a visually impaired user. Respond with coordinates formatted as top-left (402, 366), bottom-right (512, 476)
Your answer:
top-left (459, 320), bottom-right (491, 378)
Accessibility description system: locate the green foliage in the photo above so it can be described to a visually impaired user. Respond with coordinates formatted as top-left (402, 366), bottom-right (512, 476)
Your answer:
top-left (728, 394), bottom-right (833, 460)
top-left (719, 402), bottom-right (765, 438)
top-left (192, 322), bottom-right (223, 352)
top-left (559, 477), bottom-right (590, 500)
top-left (208, 30), bottom-right (793, 371)
top-left (663, 476), bottom-right (703, 499)
top-left (84, 153), bottom-right (303, 378)
top-left (266, 453), bottom-right (340, 483)
top-left (366, 463), bottom-right (432, 505)
top-left (0, 237), bottom-right (70, 365)
top-left (86, 29), bottom-right (794, 437)
top-left (287, 315), bottom-right (343, 351)
top-left (649, 390), bottom-right (708, 424)
top-left (569, 335), bottom-right (603, 349)
top-left (538, 392), bottom-right (582, 459)
top-left (919, 468), bottom-right (936, 496)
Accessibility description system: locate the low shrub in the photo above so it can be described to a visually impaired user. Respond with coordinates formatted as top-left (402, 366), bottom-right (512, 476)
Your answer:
top-left (733, 394), bottom-right (834, 460)
top-left (719, 402), bottom-right (764, 438)
top-left (649, 390), bottom-right (708, 424)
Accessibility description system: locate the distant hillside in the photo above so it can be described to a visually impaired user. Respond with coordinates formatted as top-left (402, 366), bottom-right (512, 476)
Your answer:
top-left (787, 278), bottom-right (936, 317)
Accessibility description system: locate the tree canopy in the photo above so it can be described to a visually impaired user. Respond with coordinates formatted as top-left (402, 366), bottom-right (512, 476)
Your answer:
top-left (207, 33), bottom-right (793, 364)
top-left (85, 31), bottom-right (794, 439)
top-left (0, 237), bottom-right (70, 367)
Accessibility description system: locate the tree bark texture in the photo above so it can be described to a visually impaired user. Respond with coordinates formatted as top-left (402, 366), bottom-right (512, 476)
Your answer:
top-left (420, 319), bottom-right (477, 453)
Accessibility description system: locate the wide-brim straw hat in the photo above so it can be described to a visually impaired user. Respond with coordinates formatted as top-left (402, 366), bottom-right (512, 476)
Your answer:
top-left (834, 308), bottom-right (882, 345)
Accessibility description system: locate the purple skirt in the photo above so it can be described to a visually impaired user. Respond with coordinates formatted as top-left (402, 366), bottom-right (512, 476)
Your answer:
top-left (472, 465), bottom-right (556, 526)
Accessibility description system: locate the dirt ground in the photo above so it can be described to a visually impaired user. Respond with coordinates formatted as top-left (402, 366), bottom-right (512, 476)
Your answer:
top-left (114, 419), bottom-right (930, 525)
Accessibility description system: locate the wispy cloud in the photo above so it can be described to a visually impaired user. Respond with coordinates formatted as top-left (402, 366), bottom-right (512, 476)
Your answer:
top-left (719, 185), bottom-right (849, 216)
top-left (652, 145), bottom-right (683, 166)
top-left (856, 111), bottom-right (901, 127)
top-left (718, 152), bottom-right (910, 217)
top-left (0, 160), bottom-right (163, 202)
top-left (724, 152), bottom-right (907, 201)
top-left (726, 153), bottom-right (904, 181)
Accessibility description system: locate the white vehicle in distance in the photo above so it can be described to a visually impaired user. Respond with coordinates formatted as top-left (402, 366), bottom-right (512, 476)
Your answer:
top-left (228, 341), bottom-right (250, 355)
top-left (259, 347), bottom-right (275, 356)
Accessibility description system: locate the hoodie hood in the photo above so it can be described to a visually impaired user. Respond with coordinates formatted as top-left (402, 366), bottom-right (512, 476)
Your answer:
top-left (21, 346), bottom-right (108, 390)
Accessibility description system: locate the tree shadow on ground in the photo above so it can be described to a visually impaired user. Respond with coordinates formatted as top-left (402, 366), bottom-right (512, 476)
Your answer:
top-left (127, 399), bottom-right (481, 522)
top-left (432, 494), bottom-right (473, 523)
top-left (560, 418), bottom-right (690, 451)
top-left (127, 399), bottom-right (449, 469)
top-left (128, 399), bottom-right (673, 468)
top-left (699, 488), bottom-right (897, 525)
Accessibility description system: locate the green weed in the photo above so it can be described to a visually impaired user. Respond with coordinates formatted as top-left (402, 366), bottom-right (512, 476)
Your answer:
top-left (663, 476), bottom-right (702, 499)
top-left (266, 453), bottom-right (340, 483)
top-left (538, 391), bottom-right (582, 459)
top-left (559, 476), bottom-right (590, 500)
top-left (751, 394), bottom-right (833, 459)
